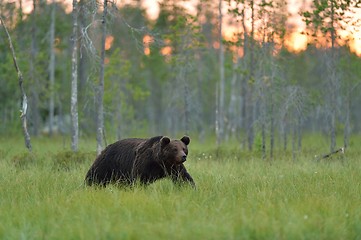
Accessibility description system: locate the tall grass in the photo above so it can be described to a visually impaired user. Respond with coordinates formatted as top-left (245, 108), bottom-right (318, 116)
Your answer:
top-left (1, 136), bottom-right (361, 239)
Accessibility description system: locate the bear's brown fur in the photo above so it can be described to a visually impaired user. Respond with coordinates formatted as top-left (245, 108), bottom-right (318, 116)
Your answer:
top-left (85, 136), bottom-right (195, 187)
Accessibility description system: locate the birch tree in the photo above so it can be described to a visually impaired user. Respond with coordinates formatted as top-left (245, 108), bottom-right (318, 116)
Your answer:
top-left (225, 0), bottom-right (245, 141)
top-left (96, 0), bottom-right (108, 154)
top-left (48, 0), bottom-right (56, 136)
top-left (29, 0), bottom-right (40, 136)
top-left (0, 16), bottom-right (32, 151)
top-left (216, 0), bottom-right (225, 145)
top-left (247, 0), bottom-right (256, 151)
top-left (71, 0), bottom-right (79, 151)
top-left (257, 0), bottom-right (287, 159)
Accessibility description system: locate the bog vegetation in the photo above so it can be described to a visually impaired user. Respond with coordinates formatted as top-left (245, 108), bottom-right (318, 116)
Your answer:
top-left (1, 136), bottom-right (361, 239)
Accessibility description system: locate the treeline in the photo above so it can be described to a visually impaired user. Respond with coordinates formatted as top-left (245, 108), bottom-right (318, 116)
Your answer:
top-left (0, 0), bottom-right (360, 155)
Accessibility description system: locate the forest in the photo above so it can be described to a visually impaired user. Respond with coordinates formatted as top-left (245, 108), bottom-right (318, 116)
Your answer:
top-left (1, 0), bottom-right (361, 156)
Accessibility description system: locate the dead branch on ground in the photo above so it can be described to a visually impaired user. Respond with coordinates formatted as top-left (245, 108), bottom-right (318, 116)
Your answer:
top-left (316, 147), bottom-right (345, 161)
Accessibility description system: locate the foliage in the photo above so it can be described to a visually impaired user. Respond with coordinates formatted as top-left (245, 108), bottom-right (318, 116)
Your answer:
top-left (302, 0), bottom-right (359, 42)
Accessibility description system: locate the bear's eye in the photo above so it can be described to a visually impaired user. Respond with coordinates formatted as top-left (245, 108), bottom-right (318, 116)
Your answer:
top-left (183, 148), bottom-right (188, 154)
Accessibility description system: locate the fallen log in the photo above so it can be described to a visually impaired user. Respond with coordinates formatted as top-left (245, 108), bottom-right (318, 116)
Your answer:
top-left (316, 147), bottom-right (345, 161)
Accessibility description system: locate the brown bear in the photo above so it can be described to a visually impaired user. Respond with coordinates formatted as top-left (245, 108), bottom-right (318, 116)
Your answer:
top-left (85, 136), bottom-right (195, 187)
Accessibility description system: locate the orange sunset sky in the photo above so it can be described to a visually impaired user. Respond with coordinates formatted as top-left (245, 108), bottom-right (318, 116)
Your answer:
top-left (18, 0), bottom-right (361, 56)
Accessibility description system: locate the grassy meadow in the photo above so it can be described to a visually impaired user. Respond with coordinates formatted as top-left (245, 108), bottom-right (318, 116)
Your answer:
top-left (1, 135), bottom-right (361, 239)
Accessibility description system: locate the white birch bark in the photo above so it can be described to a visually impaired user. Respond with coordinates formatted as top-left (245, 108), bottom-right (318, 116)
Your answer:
top-left (217, 0), bottom-right (225, 145)
top-left (48, 0), bottom-right (56, 136)
top-left (30, 0), bottom-right (40, 136)
top-left (71, 0), bottom-right (79, 151)
top-left (96, 0), bottom-right (108, 155)
top-left (0, 16), bottom-right (32, 151)
top-left (247, 0), bottom-right (255, 151)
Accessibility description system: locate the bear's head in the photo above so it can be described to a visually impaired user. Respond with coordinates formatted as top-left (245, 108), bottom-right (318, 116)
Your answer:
top-left (160, 136), bottom-right (190, 165)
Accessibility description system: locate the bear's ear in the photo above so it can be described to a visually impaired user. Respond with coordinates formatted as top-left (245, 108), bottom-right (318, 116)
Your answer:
top-left (161, 136), bottom-right (171, 147)
top-left (181, 136), bottom-right (190, 145)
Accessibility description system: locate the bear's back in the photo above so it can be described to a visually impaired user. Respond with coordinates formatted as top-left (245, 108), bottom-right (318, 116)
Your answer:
top-left (85, 137), bottom-right (163, 185)
top-left (96, 138), bottom-right (144, 171)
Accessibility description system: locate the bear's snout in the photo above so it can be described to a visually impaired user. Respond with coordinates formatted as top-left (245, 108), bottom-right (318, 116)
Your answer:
top-left (181, 155), bottom-right (187, 163)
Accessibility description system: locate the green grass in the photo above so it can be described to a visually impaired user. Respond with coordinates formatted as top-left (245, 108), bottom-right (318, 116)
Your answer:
top-left (1, 136), bottom-right (361, 239)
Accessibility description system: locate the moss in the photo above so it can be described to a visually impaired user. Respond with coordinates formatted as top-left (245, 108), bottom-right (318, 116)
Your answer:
top-left (11, 152), bottom-right (38, 169)
top-left (52, 151), bottom-right (95, 170)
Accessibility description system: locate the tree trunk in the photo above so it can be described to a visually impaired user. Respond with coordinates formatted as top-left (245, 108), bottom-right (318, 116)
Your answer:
top-left (344, 94), bottom-right (350, 148)
top-left (261, 107), bottom-right (266, 160)
top-left (282, 116), bottom-right (288, 151)
top-left (78, 0), bottom-right (88, 105)
top-left (329, 63), bottom-right (337, 153)
top-left (247, 0), bottom-right (255, 151)
top-left (270, 93), bottom-right (274, 159)
top-left (183, 68), bottom-right (190, 135)
top-left (227, 56), bottom-right (239, 139)
top-left (18, 0), bottom-right (23, 22)
top-left (116, 81), bottom-right (122, 140)
top-left (241, 8), bottom-right (247, 134)
top-left (0, 16), bottom-right (32, 151)
top-left (227, 10), bottom-right (242, 139)
top-left (216, 0), bottom-right (225, 145)
top-left (197, 64), bottom-right (205, 142)
top-left (297, 114), bottom-right (302, 151)
top-left (195, 3), bottom-right (205, 143)
top-left (71, 0), bottom-right (79, 151)
top-left (96, 0), bottom-right (108, 155)
top-left (292, 120), bottom-right (296, 161)
top-left (146, 76), bottom-right (156, 135)
top-left (329, 0), bottom-right (337, 152)
top-left (30, 0), bottom-right (40, 136)
top-left (215, 84), bottom-right (219, 144)
top-left (48, 0), bottom-right (56, 136)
